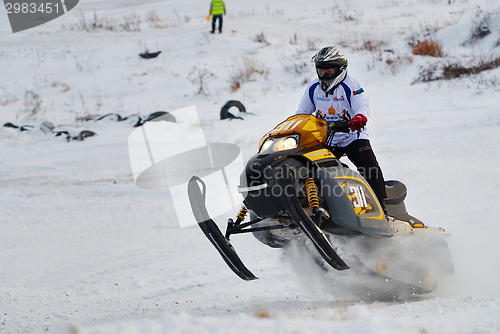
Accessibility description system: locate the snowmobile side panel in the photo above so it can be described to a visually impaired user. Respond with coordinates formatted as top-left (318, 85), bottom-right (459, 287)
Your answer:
top-left (282, 167), bottom-right (349, 270)
top-left (315, 169), bottom-right (363, 231)
top-left (317, 169), bottom-right (393, 236)
top-left (188, 176), bottom-right (257, 281)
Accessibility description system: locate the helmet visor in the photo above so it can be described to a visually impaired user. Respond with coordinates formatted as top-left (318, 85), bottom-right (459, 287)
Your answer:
top-left (316, 67), bottom-right (337, 80)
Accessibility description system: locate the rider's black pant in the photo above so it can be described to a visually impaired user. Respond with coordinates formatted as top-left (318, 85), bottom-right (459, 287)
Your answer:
top-left (329, 139), bottom-right (387, 210)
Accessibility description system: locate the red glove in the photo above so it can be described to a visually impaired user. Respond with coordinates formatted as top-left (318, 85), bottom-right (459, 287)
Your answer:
top-left (348, 114), bottom-right (367, 131)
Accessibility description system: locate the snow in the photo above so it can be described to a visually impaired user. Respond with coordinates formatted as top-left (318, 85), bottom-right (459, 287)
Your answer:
top-left (1, 0), bottom-right (500, 333)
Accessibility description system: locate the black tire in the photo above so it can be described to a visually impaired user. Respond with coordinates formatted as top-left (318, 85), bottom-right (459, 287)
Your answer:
top-left (144, 111), bottom-right (176, 123)
top-left (96, 113), bottom-right (125, 122)
top-left (77, 130), bottom-right (97, 141)
top-left (220, 100), bottom-right (246, 120)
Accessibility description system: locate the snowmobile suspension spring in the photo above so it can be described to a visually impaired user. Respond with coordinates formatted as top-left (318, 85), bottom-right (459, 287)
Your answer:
top-left (305, 178), bottom-right (319, 209)
top-left (236, 206), bottom-right (248, 221)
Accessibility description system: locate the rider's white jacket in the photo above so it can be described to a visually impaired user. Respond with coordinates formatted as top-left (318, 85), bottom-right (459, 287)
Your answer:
top-left (295, 75), bottom-right (370, 147)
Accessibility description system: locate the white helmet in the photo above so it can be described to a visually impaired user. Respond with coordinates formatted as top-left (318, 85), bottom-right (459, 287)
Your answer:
top-left (312, 46), bottom-right (348, 93)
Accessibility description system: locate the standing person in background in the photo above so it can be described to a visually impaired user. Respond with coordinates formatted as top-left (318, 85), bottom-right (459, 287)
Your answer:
top-left (209, 0), bottom-right (226, 34)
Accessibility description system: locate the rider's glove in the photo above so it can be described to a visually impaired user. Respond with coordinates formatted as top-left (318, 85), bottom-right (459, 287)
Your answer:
top-left (348, 114), bottom-right (367, 131)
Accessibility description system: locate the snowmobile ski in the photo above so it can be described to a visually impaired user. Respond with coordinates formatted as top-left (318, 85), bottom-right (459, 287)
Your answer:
top-left (188, 176), bottom-right (257, 281)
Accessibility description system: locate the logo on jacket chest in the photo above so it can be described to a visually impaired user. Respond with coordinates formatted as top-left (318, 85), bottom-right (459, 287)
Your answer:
top-left (316, 95), bottom-right (345, 102)
top-left (318, 107), bottom-right (349, 120)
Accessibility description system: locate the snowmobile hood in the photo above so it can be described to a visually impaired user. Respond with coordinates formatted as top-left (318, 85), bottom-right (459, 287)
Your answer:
top-left (258, 114), bottom-right (327, 152)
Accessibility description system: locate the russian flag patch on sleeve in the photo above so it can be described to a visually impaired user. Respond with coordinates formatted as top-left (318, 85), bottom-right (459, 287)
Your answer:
top-left (353, 88), bottom-right (364, 95)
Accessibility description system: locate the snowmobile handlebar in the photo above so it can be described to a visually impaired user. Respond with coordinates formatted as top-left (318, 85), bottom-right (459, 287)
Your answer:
top-left (328, 121), bottom-right (350, 134)
top-left (327, 120), bottom-right (366, 136)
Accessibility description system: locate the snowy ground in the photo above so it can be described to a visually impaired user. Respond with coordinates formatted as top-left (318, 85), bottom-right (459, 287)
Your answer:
top-left (1, 0), bottom-right (500, 333)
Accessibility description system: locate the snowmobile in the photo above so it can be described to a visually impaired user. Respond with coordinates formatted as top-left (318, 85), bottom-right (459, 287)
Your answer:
top-left (188, 114), bottom-right (453, 294)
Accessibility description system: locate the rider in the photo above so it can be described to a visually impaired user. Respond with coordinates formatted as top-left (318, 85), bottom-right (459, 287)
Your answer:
top-left (296, 46), bottom-right (387, 212)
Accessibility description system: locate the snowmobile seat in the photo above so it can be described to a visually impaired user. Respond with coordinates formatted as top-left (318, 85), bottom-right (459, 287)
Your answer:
top-left (384, 180), bottom-right (424, 227)
top-left (384, 180), bottom-right (407, 205)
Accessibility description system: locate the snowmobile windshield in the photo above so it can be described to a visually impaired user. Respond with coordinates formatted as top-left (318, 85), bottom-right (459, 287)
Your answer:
top-left (258, 114), bottom-right (327, 151)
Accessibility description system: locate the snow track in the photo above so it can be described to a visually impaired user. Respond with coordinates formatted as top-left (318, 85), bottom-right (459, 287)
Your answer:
top-left (1, 0), bottom-right (499, 332)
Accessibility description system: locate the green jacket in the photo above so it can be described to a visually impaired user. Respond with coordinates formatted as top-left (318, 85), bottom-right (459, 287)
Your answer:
top-left (210, 0), bottom-right (225, 15)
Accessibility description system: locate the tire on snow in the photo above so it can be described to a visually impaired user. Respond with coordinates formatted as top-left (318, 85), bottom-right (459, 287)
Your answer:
top-left (220, 100), bottom-right (246, 120)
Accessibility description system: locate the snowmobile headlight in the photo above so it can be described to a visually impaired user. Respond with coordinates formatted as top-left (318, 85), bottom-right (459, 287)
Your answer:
top-left (273, 136), bottom-right (298, 151)
top-left (259, 138), bottom-right (274, 153)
